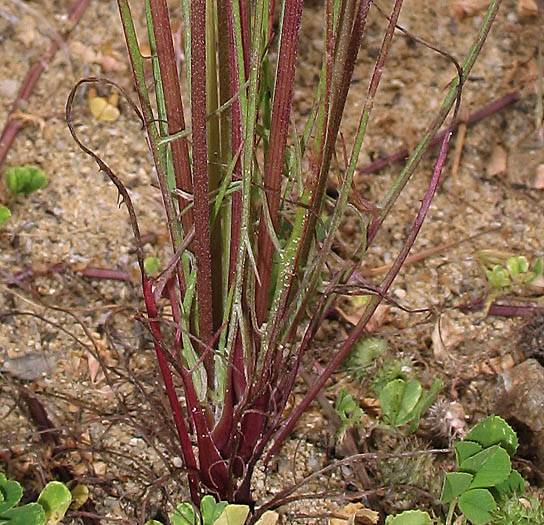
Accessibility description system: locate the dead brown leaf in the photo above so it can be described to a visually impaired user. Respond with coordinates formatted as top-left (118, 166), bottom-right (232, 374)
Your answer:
top-left (534, 164), bottom-right (544, 189)
top-left (432, 316), bottom-right (463, 362)
top-left (87, 352), bottom-right (102, 384)
top-left (336, 302), bottom-right (390, 332)
top-left (518, 0), bottom-right (538, 15)
top-left (450, 0), bottom-right (490, 18)
top-left (329, 503), bottom-right (379, 525)
top-left (487, 144), bottom-right (507, 177)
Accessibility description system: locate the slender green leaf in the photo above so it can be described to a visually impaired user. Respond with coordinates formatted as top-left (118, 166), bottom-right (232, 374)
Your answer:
top-left (379, 379), bottom-right (405, 425)
top-left (396, 378), bottom-right (422, 425)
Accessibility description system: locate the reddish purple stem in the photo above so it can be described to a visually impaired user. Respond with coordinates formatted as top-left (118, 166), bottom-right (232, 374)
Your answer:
top-left (0, 0), bottom-right (93, 168)
top-left (358, 91), bottom-right (520, 175)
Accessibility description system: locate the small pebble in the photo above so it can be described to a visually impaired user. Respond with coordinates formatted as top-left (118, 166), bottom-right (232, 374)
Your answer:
top-left (2, 352), bottom-right (61, 381)
top-left (0, 79), bottom-right (19, 100)
top-left (393, 288), bottom-right (407, 299)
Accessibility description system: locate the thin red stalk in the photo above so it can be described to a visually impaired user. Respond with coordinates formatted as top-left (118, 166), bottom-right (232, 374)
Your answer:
top-left (149, 0), bottom-right (194, 232)
top-left (142, 279), bottom-right (201, 504)
top-left (7, 263), bottom-right (132, 286)
top-left (239, 0), bottom-right (250, 78)
top-left (190, 0), bottom-right (215, 382)
top-left (282, 0), bottom-right (400, 343)
top-left (358, 91), bottom-right (520, 175)
top-left (267, 0), bottom-right (276, 41)
top-left (296, 0), bottom-right (372, 274)
top-left (68, 81), bottom-right (201, 500)
top-left (0, 0), bottom-right (92, 168)
top-left (268, 108), bottom-right (456, 457)
top-left (257, 0), bottom-right (372, 386)
top-left (255, 0), bottom-right (304, 325)
top-left (460, 299), bottom-right (544, 317)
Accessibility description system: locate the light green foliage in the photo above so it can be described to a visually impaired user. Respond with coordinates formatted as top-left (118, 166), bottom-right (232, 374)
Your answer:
top-left (144, 256), bottom-right (161, 276)
top-left (36, 481), bottom-right (72, 525)
top-left (152, 498), bottom-right (276, 525)
top-left (167, 496), bottom-right (235, 525)
top-left (334, 390), bottom-right (364, 438)
top-left (0, 205), bottom-right (10, 227)
top-left (491, 493), bottom-right (544, 524)
top-left (385, 509), bottom-right (435, 524)
top-left (477, 250), bottom-right (543, 292)
top-left (200, 496), bottom-right (228, 525)
top-left (463, 414), bottom-right (518, 456)
top-left (0, 475), bottom-right (75, 525)
top-left (440, 416), bottom-right (524, 524)
top-left (344, 336), bottom-right (388, 381)
top-left (370, 356), bottom-right (413, 396)
top-left (379, 378), bottom-right (443, 434)
top-left (214, 504), bottom-right (250, 525)
top-left (69, 484), bottom-right (89, 510)
top-left (5, 165), bottom-right (48, 196)
top-left (0, 473), bottom-right (45, 525)
top-left (457, 488), bottom-right (496, 524)
top-left (170, 502), bottom-right (196, 525)
top-left (484, 265), bottom-right (511, 290)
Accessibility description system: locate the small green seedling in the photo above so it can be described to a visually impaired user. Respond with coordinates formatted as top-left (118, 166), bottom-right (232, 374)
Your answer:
top-left (476, 250), bottom-right (543, 292)
top-left (0, 205), bottom-right (10, 228)
top-left (144, 256), bottom-right (161, 276)
top-left (379, 377), bottom-right (443, 434)
top-left (0, 473), bottom-right (45, 525)
top-left (36, 481), bottom-right (72, 525)
top-left (147, 496), bottom-right (277, 525)
top-left (0, 474), bottom-right (74, 525)
top-left (5, 165), bottom-right (48, 196)
top-left (213, 504), bottom-right (250, 525)
top-left (491, 493), bottom-right (544, 524)
top-left (335, 390), bottom-right (364, 439)
top-left (440, 415), bottom-right (522, 525)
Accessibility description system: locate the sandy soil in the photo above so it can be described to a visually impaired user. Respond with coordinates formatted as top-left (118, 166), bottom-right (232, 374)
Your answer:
top-left (0, 0), bottom-right (543, 523)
